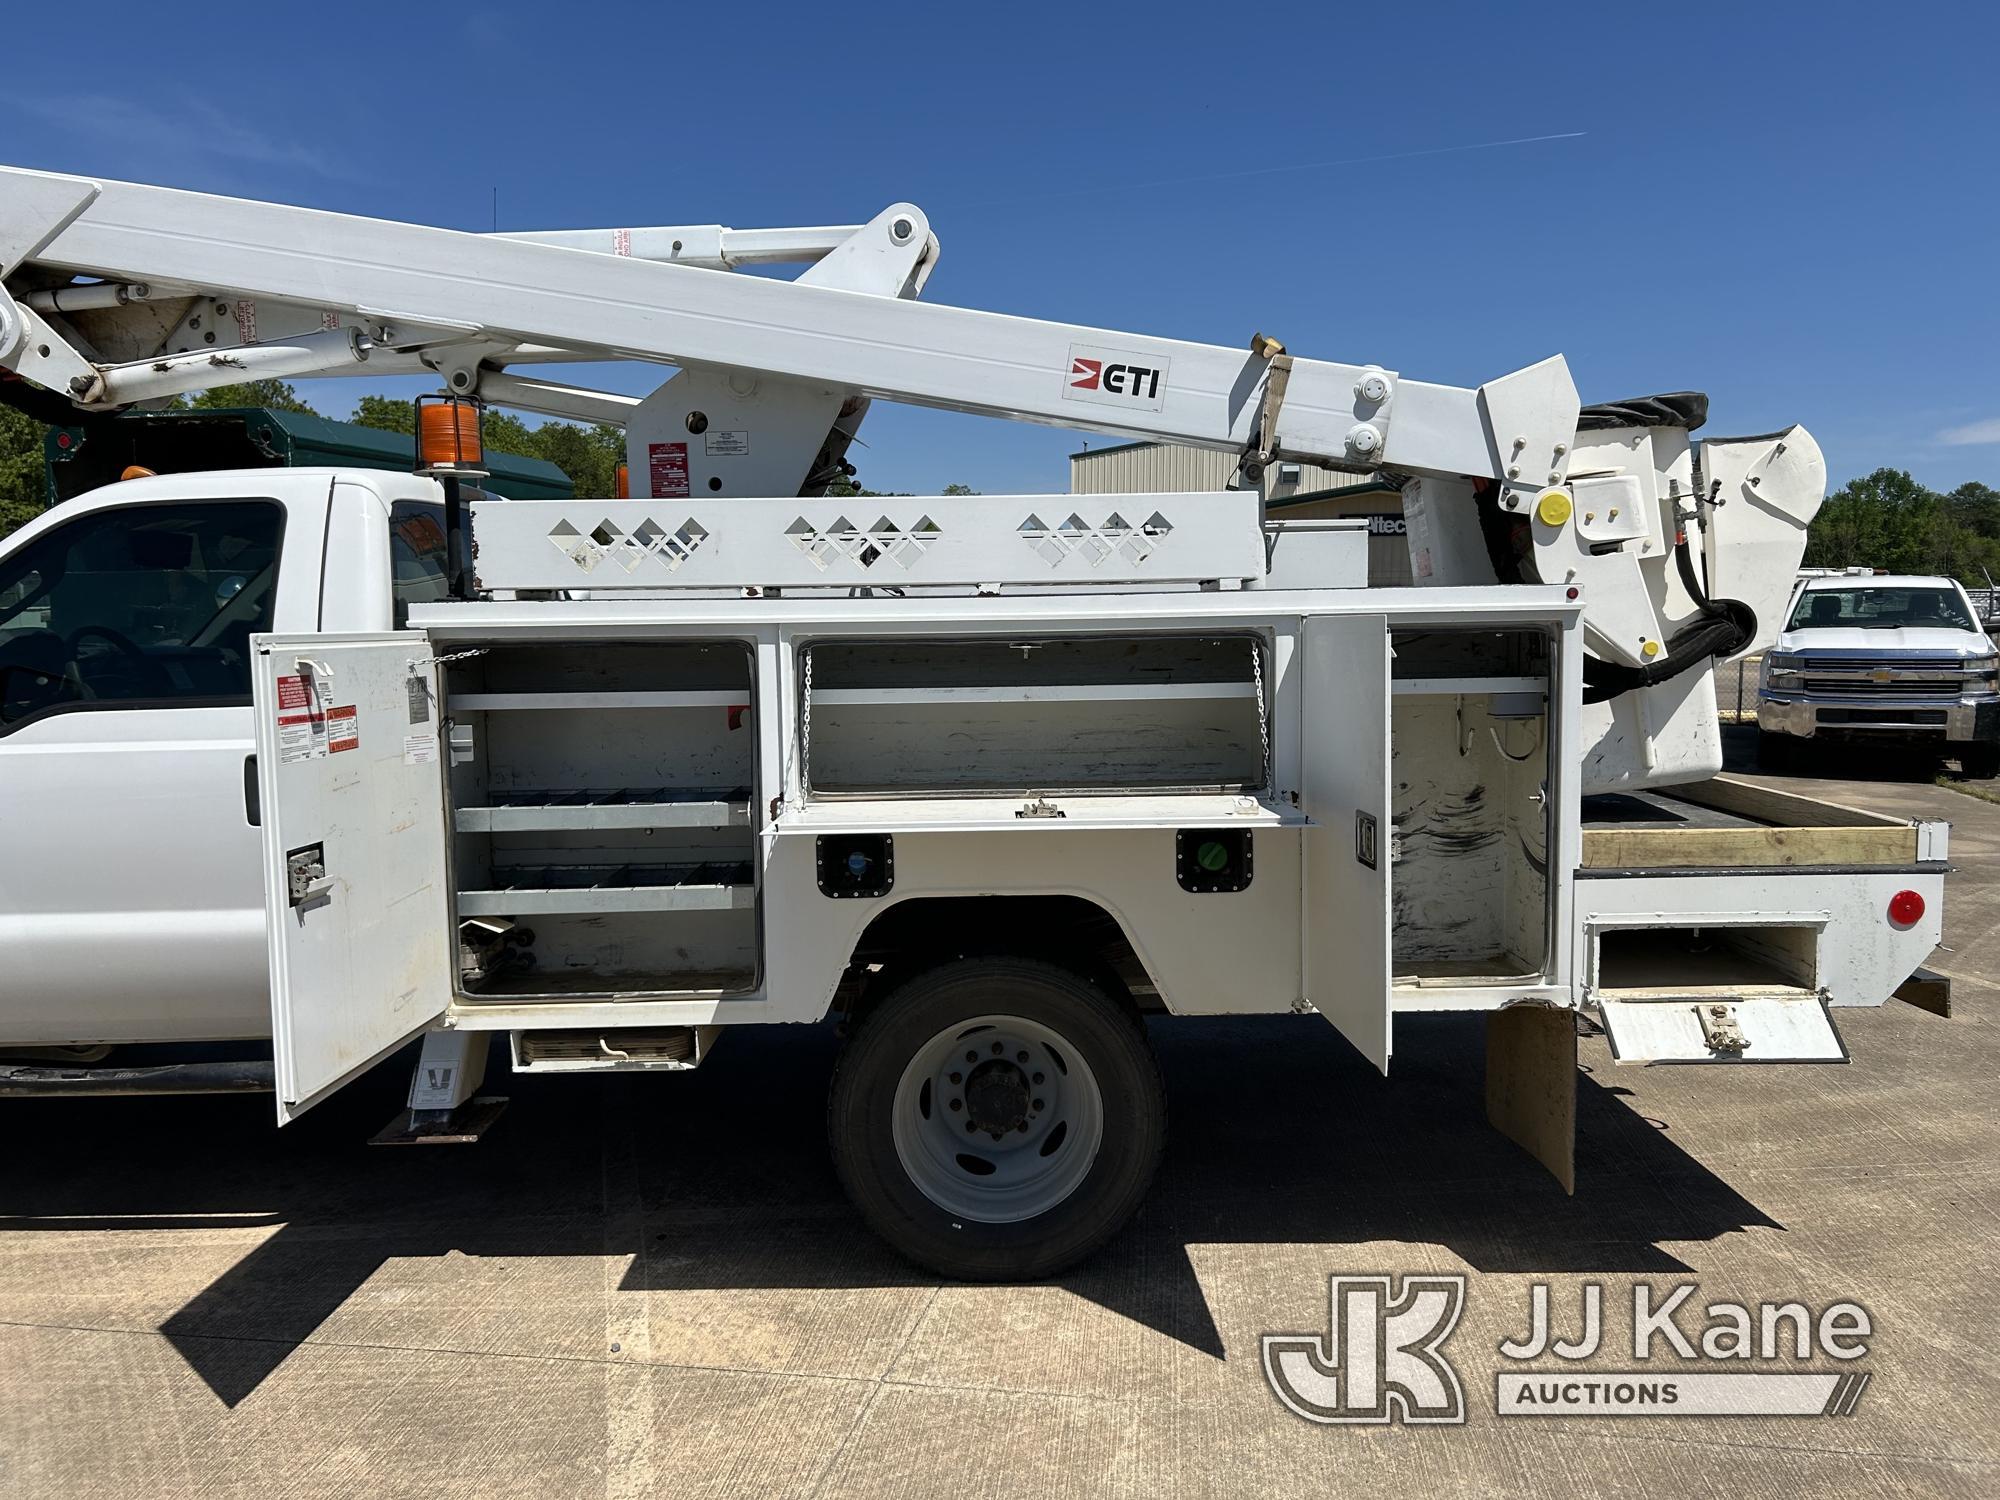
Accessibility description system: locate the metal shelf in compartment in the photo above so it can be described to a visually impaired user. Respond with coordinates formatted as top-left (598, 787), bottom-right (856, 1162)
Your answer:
top-left (457, 860), bottom-right (756, 916)
top-left (455, 785), bottom-right (753, 833)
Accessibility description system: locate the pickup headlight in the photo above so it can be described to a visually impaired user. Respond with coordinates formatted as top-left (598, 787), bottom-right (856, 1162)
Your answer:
top-left (1763, 652), bottom-right (1804, 681)
top-left (1967, 653), bottom-right (1999, 689)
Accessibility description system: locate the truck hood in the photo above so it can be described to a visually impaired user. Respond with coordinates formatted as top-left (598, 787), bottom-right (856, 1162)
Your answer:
top-left (1775, 625), bottom-right (1994, 657)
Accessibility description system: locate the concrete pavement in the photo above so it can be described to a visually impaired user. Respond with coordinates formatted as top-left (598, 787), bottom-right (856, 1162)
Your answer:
top-left (2, 734), bottom-right (1996, 1498)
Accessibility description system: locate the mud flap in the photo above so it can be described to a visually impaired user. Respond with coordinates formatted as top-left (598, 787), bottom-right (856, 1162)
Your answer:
top-left (1485, 1006), bottom-right (1576, 1195)
top-left (1599, 996), bottom-right (1848, 1064)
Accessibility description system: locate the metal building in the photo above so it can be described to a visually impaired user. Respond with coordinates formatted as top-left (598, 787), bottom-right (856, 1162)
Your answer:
top-left (1070, 441), bottom-right (1411, 584)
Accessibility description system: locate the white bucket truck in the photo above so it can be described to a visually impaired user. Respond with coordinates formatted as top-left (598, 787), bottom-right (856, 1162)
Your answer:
top-left (0, 168), bottom-right (1949, 1276)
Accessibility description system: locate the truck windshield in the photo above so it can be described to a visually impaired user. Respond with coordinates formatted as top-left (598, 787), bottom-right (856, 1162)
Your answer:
top-left (1786, 587), bottom-right (1976, 632)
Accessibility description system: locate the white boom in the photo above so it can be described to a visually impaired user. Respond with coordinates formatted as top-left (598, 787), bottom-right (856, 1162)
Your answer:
top-left (0, 165), bottom-right (1824, 790)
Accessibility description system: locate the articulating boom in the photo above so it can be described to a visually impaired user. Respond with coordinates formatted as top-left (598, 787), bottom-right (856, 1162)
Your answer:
top-left (0, 165), bottom-right (1823, 789)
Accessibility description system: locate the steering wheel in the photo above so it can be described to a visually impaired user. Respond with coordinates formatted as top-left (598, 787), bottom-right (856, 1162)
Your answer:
top-left (65, 624), bottom-right (172, 697)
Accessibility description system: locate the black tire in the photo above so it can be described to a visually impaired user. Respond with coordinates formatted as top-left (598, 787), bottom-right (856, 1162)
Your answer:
top-left (1755, 731), bottom-right (1797, 772)
top-left (828, 956), bottom-right (1165, 1281)
top-left (1955, 743), bottom-right (2000, 780)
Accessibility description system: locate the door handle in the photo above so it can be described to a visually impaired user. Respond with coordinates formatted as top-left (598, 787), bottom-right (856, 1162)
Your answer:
top-left (243, 754), bottom-right (260, 826)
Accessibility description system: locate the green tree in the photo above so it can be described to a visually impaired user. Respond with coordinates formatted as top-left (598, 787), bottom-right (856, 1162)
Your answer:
top-left (186, 378), bottom-right (317, 414)
top-left (526, 420), bottom-right (624, 497)
top-left (351, 393), bottom-right (416, 433)
top-left (1804, 468), bottom-right (2000, 583)
top-left (1, 403), bottom-right (47, 537)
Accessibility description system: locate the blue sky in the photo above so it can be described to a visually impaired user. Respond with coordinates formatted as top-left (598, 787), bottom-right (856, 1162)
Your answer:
top-left (4, 0), bottom-right (1995, 495)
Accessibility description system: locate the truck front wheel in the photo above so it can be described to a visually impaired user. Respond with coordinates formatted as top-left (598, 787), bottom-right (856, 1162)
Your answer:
top-left (1956, 743), bottom-right (2000, 780)
top-left (828, 957), bottom-right (1165, 1280)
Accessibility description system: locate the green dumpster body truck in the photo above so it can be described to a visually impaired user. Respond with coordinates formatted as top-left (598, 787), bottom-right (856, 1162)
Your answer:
top-left (43, 406), bottom-right (573, 504)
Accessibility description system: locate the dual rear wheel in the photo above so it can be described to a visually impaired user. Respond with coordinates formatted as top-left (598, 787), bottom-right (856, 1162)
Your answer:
top-left (828, 957), bottom-right (1165, 1281)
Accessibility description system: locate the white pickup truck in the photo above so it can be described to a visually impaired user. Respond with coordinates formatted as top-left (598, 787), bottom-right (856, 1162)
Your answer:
top-left (1758, 574), bottom-right (2000, 776)
top-left (0, 468), bottom-right (446, 1050)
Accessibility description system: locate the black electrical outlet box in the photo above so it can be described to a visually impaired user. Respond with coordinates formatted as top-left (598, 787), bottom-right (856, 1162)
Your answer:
top-left (817, 833), bottom-right (895, 898)
top-left (1176, 828), bottom-right (1252, 893)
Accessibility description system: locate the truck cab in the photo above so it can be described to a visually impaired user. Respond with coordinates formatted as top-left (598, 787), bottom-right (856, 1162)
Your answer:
top-left (0, 469), bottom-right (446, 1045)
top-left (1757, 574), bottom-right (2000, 776)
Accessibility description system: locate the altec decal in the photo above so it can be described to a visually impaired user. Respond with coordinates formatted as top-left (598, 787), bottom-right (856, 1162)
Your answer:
top-left (1064, 343), bottom-right (1170, 413)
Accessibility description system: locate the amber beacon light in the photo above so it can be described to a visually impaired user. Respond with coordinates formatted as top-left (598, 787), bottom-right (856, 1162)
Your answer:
top-left (413, 394), bottom-right (488, 477)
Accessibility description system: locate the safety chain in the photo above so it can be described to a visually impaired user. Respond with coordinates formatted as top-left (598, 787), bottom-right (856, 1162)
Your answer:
top-left (407, 647), bottom-right (491, 670)
top-left (800, 646), bottom-right (814, 792)
top-left (1251, 640), bottom-right (1272, 790)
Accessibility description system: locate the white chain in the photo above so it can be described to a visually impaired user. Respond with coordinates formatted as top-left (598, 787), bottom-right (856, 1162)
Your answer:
top-left (407, 647), bottom-right (490, 669)
top-left (1251, 639), bottom-right (1271, 791)
top-left (801, 646), bottom-right (814, 792)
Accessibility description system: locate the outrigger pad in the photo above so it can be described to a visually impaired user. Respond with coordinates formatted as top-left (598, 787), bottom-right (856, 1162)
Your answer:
top-left (1484, 1006), bottom-right (1577, 1195)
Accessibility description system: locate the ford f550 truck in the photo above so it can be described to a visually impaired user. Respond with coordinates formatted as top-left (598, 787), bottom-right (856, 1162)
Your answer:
top-left (0, 166), bottom-right (1954, 1279)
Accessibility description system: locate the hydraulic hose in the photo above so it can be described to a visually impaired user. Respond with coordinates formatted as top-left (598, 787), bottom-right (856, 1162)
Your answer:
top-left (1580, 531), bottom-right (1755, 704)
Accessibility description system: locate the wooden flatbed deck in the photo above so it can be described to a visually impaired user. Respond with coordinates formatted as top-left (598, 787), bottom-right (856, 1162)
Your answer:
top-left (1581, 775), bottom-right (1930, 869)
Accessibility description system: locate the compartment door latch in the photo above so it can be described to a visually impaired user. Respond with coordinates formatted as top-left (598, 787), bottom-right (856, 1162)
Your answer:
top-left (1694, 1003), bottom-right (1750, 1055)
top-left (286, 841), bottom-right (328, 908)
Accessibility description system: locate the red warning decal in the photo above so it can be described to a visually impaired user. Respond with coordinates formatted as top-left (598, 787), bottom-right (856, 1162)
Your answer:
top-left (327, 705), bottom-right (359, 753)
top-left (275, 673), bottom-right (326, 764)
top-left (648, 441), bottom-right (691, 498)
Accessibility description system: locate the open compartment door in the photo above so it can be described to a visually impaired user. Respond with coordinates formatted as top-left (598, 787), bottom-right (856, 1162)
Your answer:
top-left (1599, 997), bottom-right (1848, 1064)
top-left (1300, 613), bottom-right (1392, 1071)
top-left (253, 633), bottom-right (451, 1122)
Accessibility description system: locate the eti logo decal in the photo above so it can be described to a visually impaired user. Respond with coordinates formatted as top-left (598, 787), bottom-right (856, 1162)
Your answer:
top-left (1064, 343), bottom-right (1170, 412)
top-left (1263, 1274), bottom-right (1467, 1425)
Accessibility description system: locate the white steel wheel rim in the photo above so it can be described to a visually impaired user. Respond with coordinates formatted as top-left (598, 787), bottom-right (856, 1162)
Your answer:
top-left (890, 1013), bottom-right (1106, 1224)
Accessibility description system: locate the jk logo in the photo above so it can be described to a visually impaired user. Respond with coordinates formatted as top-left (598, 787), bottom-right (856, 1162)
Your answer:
top-left (1263, 1274), bottom-right (1468, 1425)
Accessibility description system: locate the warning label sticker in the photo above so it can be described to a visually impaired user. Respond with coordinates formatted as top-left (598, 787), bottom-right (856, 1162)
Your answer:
top-left (327, 705), bottom-right (359, 754)
top-left (275, 673), bottom-right (326, 764)
top-left (403, 733), bottom-right (438, 765)
top-left (704, 429), bottom-right (749, 457)
top-left (648, 441), bottom-right (691, 498)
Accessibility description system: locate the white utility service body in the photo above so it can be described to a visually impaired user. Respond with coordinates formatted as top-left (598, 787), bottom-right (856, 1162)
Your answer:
top-left (0, 166), bottom-right (1955, 1276)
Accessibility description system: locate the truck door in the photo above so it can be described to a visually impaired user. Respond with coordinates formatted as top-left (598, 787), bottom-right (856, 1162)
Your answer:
top-left (252, 632), bottom-right (451, 1121)
top-left (0, 486), bottom-right (322, 1046)
top-left (1299, 613), bottom-right (1393, 1071)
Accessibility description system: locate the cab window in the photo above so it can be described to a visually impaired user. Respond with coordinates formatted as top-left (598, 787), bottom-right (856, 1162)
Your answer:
top-left (0, 500), bottom-right (285, 727)
top-left (1786, 586), bottom-right (1976, 632)
top-left (389, 501), bottom-right (449, 625)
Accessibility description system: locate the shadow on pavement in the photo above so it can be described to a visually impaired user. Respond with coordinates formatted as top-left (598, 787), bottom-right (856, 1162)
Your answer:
top-left (2, 1012), bottom-right (1776, 1407)
top-left (1721, 721), bottom-right (1990, 784)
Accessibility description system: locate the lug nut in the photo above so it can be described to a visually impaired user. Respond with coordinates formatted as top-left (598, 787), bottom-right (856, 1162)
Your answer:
top-left (1032, 1072), bottom-right (1045, 1085)
top-left (1017, 1122), bottom-right (1030, 1133)
top-left (992, 1042), bottom-right (1004, 1055)
top-left (966, 1120), bottom-right (977, 1133)
top-left (948, 1071), bottom-right (962, 1084)
top-left (966, 1051), bottom-right (978, 1064)
top-left (1017, 1050), bottom-right (1029, 1063)
top-left (1033, 1098), bottom-right (1045, 1111)
top-left (948, 1098), bottom-right (962, 1112)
